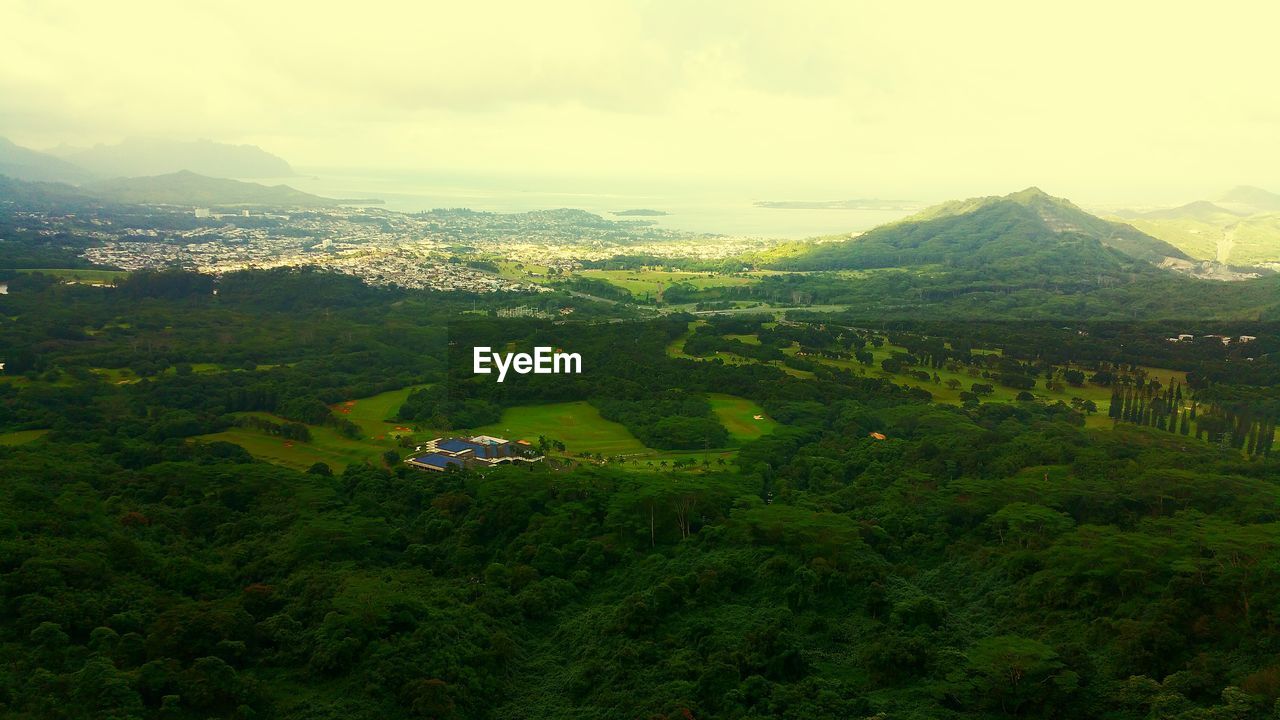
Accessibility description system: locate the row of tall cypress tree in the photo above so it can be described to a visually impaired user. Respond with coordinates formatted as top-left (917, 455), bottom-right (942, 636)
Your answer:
top-left (1109, 379), bottom-right (1275, 457)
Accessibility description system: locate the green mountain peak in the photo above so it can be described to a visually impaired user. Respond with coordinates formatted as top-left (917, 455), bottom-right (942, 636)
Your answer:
top-left (774, 187), bottom-right (1190, 273)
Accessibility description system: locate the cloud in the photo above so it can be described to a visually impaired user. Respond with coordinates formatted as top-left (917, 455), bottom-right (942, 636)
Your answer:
top-left (2, 0), bottom-right (1279, 202)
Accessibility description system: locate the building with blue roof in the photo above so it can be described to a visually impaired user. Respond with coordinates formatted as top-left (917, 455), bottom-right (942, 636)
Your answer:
top-left (405, 435), bottom-right (541, 473)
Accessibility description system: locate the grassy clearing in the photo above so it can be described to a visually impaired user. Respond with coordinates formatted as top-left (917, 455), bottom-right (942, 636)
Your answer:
top-left (460, 397), bottom-right (747, 466)
top-left (666, 322), bottom-right (764, 363)
top-left (793, 338), bottom-right (1186, 417)
top-left (665, 321), bottom-right (702, 359)
top-left (468, 402), bottom-right (648, 456)
top-left (0, 429), bottom-right (49, 446)
top-left (709, 394), bottom-right (777, 441)
top-left (332, 385), bottom-right (427, 439)
top-left (153, 363), bottom-right (225, 376)
top-left (675, 328), bottom-right (1187, 424)
top-left (198, 395), bottom-right (749, 473)
top-left (195, 398), bottom-right (649, 472)
top-left (666, 322), bottom-right (811, 378)
top-left (493, 261), bottom-right (555, 284)
top-left (577, 269), bottom-right (755, 300)
top-left (199, 411), bottom-right (401, 472)
top-left (194, 386), bottom-right (429, 472)
top-left (92, 367), bottom-right (140, 384)
top-left (92, 363), bottom-right (294, 383)
top-left (199, 427), bottom-right (379, 471)
top-left (18, 268), bottom-right (128, 284)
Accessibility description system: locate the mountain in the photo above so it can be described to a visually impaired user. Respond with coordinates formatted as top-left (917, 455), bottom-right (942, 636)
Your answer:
top-left (1108, 192), bottom-right (1280, 266)
top-left (1106, 202), bottom-right (1247, 261)
top-left (0, 175), bottom-right (100, 211)
top-left (1129, 200), bottom-right (1245, 222)
top-left (64, 138), bottom-right (294, 179)
top-left (774, 187), bottom-right (1189, 273)
top-left (0, 137), bottom-right (95, 183)
top-left (1216, 185), bottom-right (1280, 214)
top-left (82, 171), bottom-right (337, 207)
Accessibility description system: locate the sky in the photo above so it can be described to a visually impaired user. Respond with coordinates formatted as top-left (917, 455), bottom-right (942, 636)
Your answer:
top-left (2, 0), bottom-right (1279, 205)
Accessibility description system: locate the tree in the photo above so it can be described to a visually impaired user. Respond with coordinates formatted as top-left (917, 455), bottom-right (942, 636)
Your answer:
top-left (957, 635), bottom-right (1071, 715)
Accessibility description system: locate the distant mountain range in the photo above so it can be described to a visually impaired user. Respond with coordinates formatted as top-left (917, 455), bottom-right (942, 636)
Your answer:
top-left (774, 187), bottom-right (1188, 275)
top-left (0, 171), bottom-right (346, 208)
top-left (1216, 185), bottom-right (1280, 214)
top-left (55, 138), bottom-right (295, 179)
top-left (0, 136), bottom-right (294, 184)
top-left (0, 137), bottom-right (379, 208)
top-left (1108, 186), bottom-right (1280, 266)
top-left (0, 137), bottom-right (96, 184)
top-left (84, 171), bottom-right (341, 207)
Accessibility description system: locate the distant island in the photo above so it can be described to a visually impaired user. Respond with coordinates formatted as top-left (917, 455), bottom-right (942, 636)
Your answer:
top-left (755, 199), bottom-right (922, 211)
top-left (610, 208), bottom-right (670, 216)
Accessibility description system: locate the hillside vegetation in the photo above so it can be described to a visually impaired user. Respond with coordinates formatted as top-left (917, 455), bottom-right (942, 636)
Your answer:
top-left (775, 188), bottom-right (1187, 273)
top-left (83, 171), bottom-right (339, 207)
top-left (1110, 188), bottom-right (1280, 266)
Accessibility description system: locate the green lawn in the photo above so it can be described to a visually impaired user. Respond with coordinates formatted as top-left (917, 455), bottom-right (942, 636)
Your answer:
top-left (468, 401), bottom-right (649, 457)
top-left (94, 363), bottom-right (288, 383)
top-left (196, 398), bottom-right (651, 471)
top-left (92, 367), bottom-right (140, 384)
top-left (193, 386), bottom-right (429, 472)
top-left (683, 329), bottom-right (1189, 425)
top-left (333, 385), bottom-right (427, 438)
top-left (577, 269), bottom-right (755, 300)
top-left (0, 429), bottom-right (49, 446)
top-left (469, 402), bottom-right (743, 469)
top-left (199, 428), bottom-right (378, 471)
top-left (709, 393), bottom-right (777, 441)
top-left (665, 321), bottom-right (702, 359)
top-left (791, 339), bottom-right (1183, 417)
top-left (199, 411), bottom-right (400, 471)
top-left (18, 268), bottom-right (128, 284)
top-left (197, 396), bottom-right (756, 473)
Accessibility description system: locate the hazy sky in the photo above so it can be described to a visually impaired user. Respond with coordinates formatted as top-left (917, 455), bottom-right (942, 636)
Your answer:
top-left (3, 0), bottom-right (1279, 203)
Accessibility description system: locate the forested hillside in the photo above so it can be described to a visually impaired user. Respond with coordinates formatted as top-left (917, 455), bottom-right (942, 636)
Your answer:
top-left (3, 365), bottom-right (1278, 719)
top-left (773, 188), bottom-right (1187, 272)
top-left (2, 270), bottom-right (1279, 719)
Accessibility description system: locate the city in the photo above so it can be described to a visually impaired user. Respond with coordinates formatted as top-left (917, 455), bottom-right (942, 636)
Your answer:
top-left (6, 202), bottom-right (787, 293)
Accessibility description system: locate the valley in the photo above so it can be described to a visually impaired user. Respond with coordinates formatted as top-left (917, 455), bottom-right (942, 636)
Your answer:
top-left (8, 7), bottom-right (1280, 718)
top-left (3, 175), bottom-right (1279, 720)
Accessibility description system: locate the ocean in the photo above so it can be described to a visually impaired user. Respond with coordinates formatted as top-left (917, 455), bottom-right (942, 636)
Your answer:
top-left (269, 169), bottom-right (917, 239)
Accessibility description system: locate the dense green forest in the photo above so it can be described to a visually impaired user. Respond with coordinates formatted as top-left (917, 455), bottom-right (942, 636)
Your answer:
top-left (2, 267), bottom-right (1279, 719)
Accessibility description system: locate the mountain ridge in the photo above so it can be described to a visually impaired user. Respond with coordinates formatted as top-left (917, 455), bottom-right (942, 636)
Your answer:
top-left (63, 138), bottom-right (295, 179)
top-left (0, 137), bottom-right (96, 184)
top-left (82, 171), bottom-right (339, 207)
top-left (772, 187), bottom-right (1189, 273)
top-left (1108, 188), bottom-right (1280, 266)
top-left (1216, 185), bottom-right (1280, 213)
